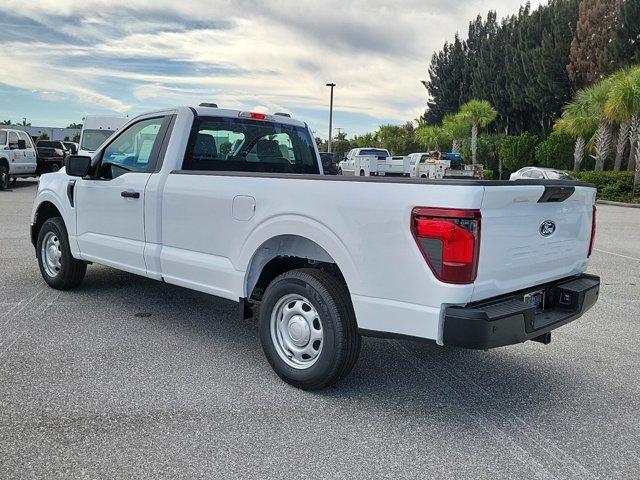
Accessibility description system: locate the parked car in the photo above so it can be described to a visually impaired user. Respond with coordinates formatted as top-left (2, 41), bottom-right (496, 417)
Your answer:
top-left (78, 115), bottom-right (129, 157)
top-left (63, 141), bottom-right (79, 155)
top-left (319, 152), bottom-right (338, 175)
top-left (30, 105), bottom-right (600, 389)
top-left (36, 140), bottom-right (68, 173)
top-left (510, 167), bottom-right (575, 181)
top-left (0, 128), bottom-right (38, 189)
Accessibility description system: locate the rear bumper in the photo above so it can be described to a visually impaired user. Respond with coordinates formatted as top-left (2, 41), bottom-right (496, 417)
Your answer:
top-left (443, 274), bottom-right (600, 349)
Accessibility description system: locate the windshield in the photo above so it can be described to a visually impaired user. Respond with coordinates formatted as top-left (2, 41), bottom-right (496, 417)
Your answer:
top-left (359, 149), bottom-right (389, 156)
top-left (81, 129), bottom-right (115, 151)
top-left (0, 131), bottom-right (6, 145)
top-left (547, 170), bottom-right (574, 180)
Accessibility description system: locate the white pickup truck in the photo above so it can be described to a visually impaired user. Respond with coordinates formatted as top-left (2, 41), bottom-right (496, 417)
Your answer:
top-left (0, 128), bottom-right (38, 189)
top-left (30, 105), bottom-right (600, 389)
top-left (339, 148), bottom-right (411, 177)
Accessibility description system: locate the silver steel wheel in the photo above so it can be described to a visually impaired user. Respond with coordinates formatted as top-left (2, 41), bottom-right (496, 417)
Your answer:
top-left (270, 294), bottom-right (324, 369)
top-left (41, 231), bottom-right (63, 277)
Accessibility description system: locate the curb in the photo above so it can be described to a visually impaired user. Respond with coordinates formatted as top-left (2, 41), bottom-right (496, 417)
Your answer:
top-left (596, 200), bottom-right (640, 209)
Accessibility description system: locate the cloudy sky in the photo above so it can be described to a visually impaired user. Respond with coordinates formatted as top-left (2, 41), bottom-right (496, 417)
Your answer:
top-left (0, 0), bottom-right (542, 137)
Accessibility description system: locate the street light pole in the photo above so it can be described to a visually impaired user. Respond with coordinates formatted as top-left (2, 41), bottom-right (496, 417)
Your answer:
top-left (326, 83), bottom-right (336, 153)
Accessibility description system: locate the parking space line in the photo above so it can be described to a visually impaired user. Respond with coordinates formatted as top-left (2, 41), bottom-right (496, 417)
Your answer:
top-left (594, 249), bottom-right (640, 262)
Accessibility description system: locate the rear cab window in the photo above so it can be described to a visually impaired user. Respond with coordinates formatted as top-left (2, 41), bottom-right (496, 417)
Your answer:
top-left (182, 116), bottom-right (319, 174)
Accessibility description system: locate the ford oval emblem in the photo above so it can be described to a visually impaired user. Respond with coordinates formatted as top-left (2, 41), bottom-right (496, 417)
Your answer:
top-left (540, 220), bottom-right (556, 237)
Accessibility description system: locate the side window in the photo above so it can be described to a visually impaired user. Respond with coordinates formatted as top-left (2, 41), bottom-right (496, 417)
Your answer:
top-left (529, 170), bottom-right (544, 179)
top-left (182, 117), bottom-right (319, 174)
top-left (17, 132), bottom-right (33, 149)
top-left (99, 117), bottom-right (165, 177)
top-left (8, 132), bottom-right (19, 149)
top-left (0, 131), bottom-right (7, 147)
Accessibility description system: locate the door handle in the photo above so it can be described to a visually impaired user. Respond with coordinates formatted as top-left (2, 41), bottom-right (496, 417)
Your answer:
top-left (121, 191), bottom-right (140, 199)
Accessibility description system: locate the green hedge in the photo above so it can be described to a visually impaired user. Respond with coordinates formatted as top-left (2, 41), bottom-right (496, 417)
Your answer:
top-left (483, 169), bottom-right (494, 180)
top-left (499, 133), bottom-right (539, 172)
top-left (534, 132), bottom-right (574, 171)
top-left (576, 171), bottom-right (636, 202)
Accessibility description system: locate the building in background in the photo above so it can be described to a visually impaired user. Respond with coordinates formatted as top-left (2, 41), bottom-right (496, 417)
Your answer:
top-left (8, 125), bottom-right (81, 141)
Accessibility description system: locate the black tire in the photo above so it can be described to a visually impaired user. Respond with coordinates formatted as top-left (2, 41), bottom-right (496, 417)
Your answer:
top-left (337, 168), bottom-right (342, 175)
top-left (10, 177), bottom-right (17, 186)
top-left (359, 169), bottom-right (365, 176)
top-left (259, 268), bottom-right (361, 390)
top-left (36, 217), bottom-right (86, 290)
top-left (0, 164), bottom-right (9, 190)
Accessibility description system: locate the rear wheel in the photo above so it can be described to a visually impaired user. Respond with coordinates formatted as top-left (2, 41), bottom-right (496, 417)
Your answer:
top-left (359, 169), bottom-right (365, 176)
top-left (37, 217), bottom-right (86, 290)
top-left (259, 268), bottom-right (361, 390)
top-left (0, 164), bottom-right (9, 190)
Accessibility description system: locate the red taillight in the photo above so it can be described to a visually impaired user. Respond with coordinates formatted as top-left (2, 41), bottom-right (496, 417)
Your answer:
top-left (411, 207), bottom-right (481, 284)
top-left (588, 205), bottom-right (596, 257)
top-left (239, 111), bottom-right (268, 120)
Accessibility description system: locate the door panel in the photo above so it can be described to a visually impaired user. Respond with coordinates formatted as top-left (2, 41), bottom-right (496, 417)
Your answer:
top-left (75, 174), bottom-right (151, 275)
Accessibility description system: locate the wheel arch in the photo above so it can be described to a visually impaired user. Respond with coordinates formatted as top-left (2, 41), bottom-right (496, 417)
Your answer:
top-left (239, 217), bottom-right (360, 304)
top-left (31, 200), bottom-right (64, 248)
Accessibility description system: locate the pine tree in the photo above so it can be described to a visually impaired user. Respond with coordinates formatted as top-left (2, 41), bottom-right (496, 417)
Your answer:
top-left (425, 35), bottom-right (468, 124)
top-left (608, 0), bottom-right (640, 72)
top-left (566, 0), bottom-right (620, 89)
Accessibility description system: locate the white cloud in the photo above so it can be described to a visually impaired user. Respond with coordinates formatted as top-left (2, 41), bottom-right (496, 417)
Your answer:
top-left (0, 0), bottom-right (544, 133)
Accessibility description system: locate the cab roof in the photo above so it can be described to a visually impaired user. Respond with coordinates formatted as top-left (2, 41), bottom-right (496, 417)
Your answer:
top-left (192, 106), bottom-right (307, 128)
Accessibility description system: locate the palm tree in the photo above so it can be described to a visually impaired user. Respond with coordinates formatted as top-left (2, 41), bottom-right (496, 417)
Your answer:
top-left (628, 117), bottom-right (640, 171)
top-left (582, 80), bottom-right (614, 171)
top-left (458, 100), bottom-right (497, 164)
top-left (442, 113), bottom-right (469, 153)
top-left (1, 120), bottom-right (12, 125)
top-left (605, 66), bottom-right (640, 193)
top-left (614, 123), bottom-right (630, 171)
top-left (555, 96), bottom-right (597, 173)
top-left (414, 125), bottom-right (449, 151)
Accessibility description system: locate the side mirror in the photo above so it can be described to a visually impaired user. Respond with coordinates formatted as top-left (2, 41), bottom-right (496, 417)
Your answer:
top-left (66, 155), bottom-right (92, 177)
top-left (17, 139), bottom-right (27, 150)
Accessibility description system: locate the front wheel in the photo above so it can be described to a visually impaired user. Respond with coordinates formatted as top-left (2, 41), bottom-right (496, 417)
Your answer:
top-left (259, 268), bottom-right (361, 390)
top-left (0, 165), bottom-right (9, 190)
top-left (359, 170), bottom-right (365, 176)
top-left (37, 217), bottom-right (86, 290)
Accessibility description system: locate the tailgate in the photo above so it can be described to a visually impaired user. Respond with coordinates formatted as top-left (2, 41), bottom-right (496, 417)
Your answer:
top-left (472, 183), bottom-right (596, 302)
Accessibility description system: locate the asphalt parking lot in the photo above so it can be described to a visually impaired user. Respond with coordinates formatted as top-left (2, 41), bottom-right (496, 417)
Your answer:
top-left (1, 180), bottom-right (639, 480)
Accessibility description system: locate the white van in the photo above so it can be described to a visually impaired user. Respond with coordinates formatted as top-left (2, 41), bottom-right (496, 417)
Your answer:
top-left (78, 115), bottom-right (129, 157)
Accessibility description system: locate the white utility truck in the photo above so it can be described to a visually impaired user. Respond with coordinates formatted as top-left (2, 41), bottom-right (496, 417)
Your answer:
top-left (78, 115), bottom-right (129, 157)
top-left (339, 148), bottom-right (411, 177)
top-left (0, 128), bottom-right (38, 189)
top-left (410, 152), bottom-right (483, 179)
top-left (30, 105), bottom-right (600, 389)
